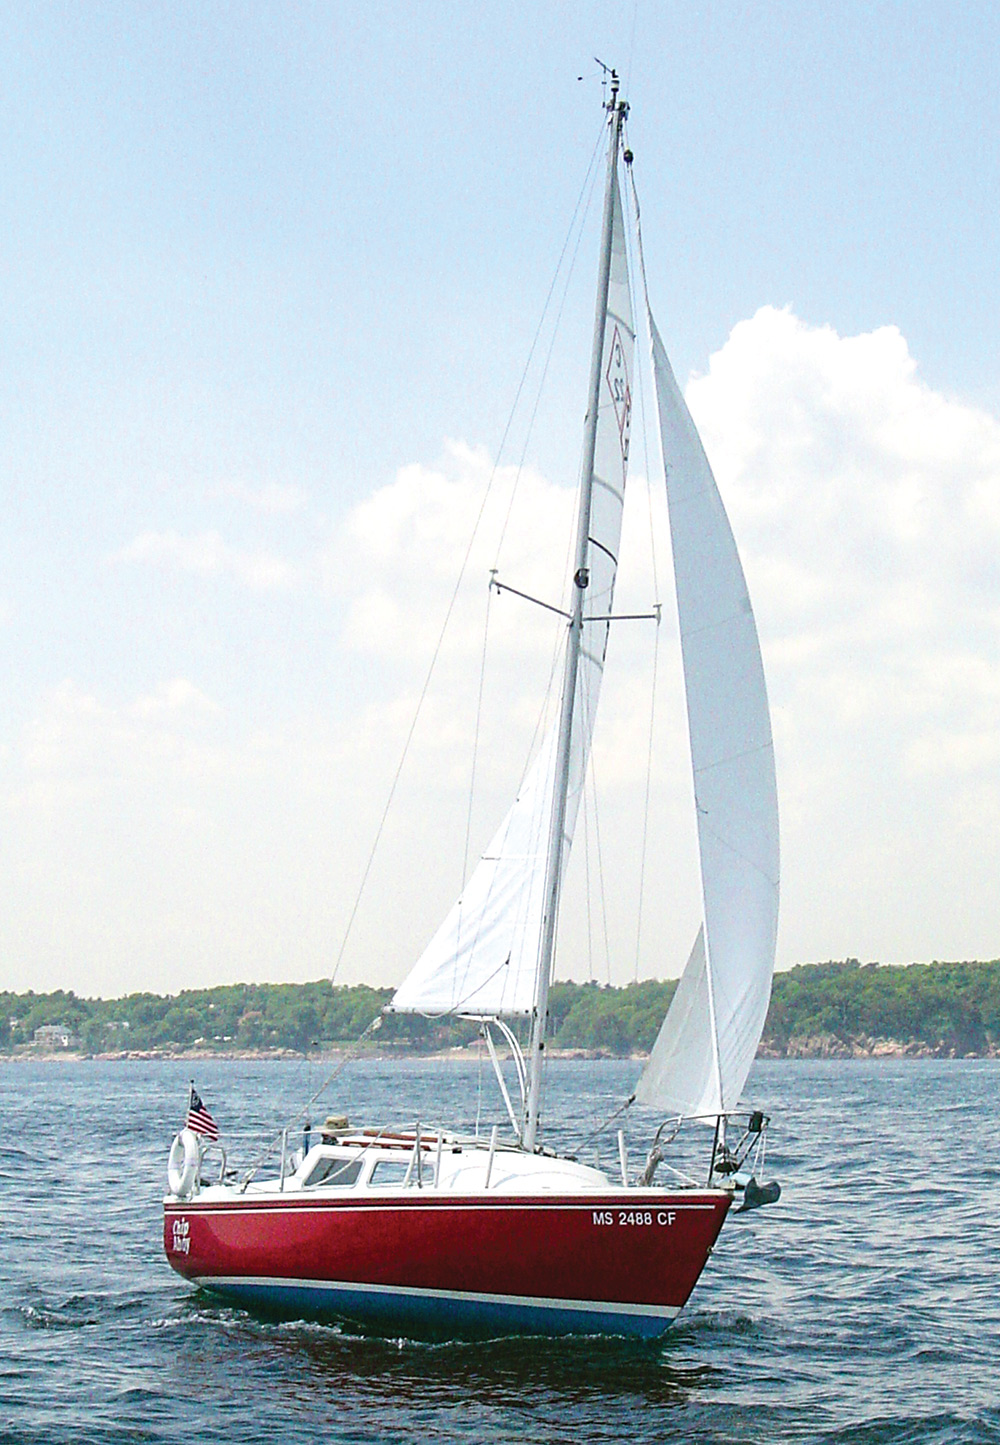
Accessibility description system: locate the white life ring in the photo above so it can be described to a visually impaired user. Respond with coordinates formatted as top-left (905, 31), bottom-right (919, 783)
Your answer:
top-left (168, 1128), bottom-right (201, 1198)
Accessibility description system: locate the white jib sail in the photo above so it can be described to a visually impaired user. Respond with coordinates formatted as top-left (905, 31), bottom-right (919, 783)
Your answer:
top-left (389, 173), bottom-right (635, 1019)
top-left (635, 312), bottom-right (779, 1117)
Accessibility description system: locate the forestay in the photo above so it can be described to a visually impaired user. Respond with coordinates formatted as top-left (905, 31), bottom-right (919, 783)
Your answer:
top-left (389, 173), bottom-right (635, 1019)
top-left (635, 312), bottom-right (779, 1118)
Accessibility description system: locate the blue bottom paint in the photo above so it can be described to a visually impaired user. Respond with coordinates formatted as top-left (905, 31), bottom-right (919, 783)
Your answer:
top-left (201, 1280), bottom-right (676, 1341)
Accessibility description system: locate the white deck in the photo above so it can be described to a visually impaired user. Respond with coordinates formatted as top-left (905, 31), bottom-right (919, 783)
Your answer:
top-left (178, 1132), bottom-right (619, 1205)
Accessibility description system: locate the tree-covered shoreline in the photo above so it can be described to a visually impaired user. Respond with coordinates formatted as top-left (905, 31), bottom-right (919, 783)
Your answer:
top-left (4, 958), bottom-right (1000, 1059)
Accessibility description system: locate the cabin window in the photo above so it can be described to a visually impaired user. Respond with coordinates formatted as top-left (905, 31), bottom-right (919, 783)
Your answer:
top-left (369, 1157), bottom-right (436, 1187)
top-left (303, 1155), bottom-right (363, 1189)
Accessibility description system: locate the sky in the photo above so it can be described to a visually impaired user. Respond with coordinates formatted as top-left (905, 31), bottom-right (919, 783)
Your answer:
top-left (1, 1), bottom-right (998, 998)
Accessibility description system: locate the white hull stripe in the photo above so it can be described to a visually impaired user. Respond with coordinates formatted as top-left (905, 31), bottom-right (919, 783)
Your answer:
top-left (166, 1198), bottom-right (720, 1218)
top-left (197, 1274), bottom-right (681, 1323)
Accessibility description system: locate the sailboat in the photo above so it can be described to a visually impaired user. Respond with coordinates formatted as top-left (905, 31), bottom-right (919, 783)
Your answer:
top-left (163, 76), bottom-right (780, 1340)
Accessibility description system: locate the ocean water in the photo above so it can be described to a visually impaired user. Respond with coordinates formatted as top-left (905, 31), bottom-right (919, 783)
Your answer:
top-left (1, 1056), bottom-right (998, 1444)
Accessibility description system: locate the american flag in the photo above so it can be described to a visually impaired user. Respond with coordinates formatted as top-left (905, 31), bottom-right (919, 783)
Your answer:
top-left (186, 1085), bottom-right (219, 1141)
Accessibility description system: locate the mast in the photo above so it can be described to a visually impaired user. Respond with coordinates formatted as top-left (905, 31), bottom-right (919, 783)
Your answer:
top-left (522, 75), bottom-right (627, 1152)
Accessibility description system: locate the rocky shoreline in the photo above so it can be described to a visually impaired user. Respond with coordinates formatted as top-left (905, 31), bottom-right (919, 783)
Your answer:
top-left (5, 1036), bottom-right (1000, 1063)
top-left (758, 1033), bottom-right (1000, 1059)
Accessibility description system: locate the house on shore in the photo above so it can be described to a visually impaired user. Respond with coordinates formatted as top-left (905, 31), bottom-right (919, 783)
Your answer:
top-left (33, 1024), bottom-right (76, 1050)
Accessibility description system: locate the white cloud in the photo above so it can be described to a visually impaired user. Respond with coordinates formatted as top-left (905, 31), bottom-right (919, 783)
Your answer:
top-left (321, 309), bottom-right (1000, 976)
top-left (689, 307), bottom-right (1000, 621)
top-left (130, 678), bottom-right (221, 722)
top-left (0, 678), bottom-right (383, 994)
top-left (686, 306), bottom-right (1000, 965)
top-left (117, 530), bottom-right (298, 589)
top-left (4, 309), bottom-right (999, 995)
top-left (694, 306), bottom-right (1000, 695)
top-left (220, 480), bottom-right (308, 515)
top-left (12, 677), bottom-right (234, 812)
top-left (329, 440), bottom-right (576, 666)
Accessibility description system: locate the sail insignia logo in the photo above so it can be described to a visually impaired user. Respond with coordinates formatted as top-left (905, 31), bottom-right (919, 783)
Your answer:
top-left (605, 323), bottom-right (632, 467)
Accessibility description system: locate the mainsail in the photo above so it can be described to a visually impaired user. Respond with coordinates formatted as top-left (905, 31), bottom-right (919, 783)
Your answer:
top-left (389, 171), bottom-right (635, 1019)
top-left (635, 312), bottom-right (779, 1118)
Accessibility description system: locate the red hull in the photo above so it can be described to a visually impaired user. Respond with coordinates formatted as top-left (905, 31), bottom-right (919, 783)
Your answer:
top-left (164, 1190), bottom-right (730, 1338)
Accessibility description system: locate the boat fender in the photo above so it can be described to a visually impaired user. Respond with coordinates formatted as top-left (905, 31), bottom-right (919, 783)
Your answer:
top-left (735, 1177), bottom-right (781, 1213)
top-left (168, 1128), bottom-right (201, 1199)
